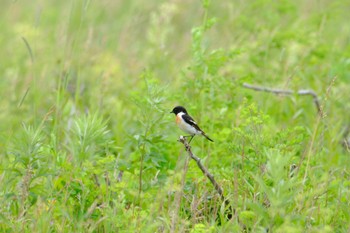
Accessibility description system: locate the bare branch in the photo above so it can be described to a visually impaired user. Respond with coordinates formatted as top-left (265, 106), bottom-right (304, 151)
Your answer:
top-left (242, 83), bottom-right (322, 115)
top-left (178, 136), bottom-right (225, 201)
top-left (177, 137), bottom-right (246, 227)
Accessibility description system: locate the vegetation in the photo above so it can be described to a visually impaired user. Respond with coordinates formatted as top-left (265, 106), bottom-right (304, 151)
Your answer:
top-left (1, 0), bottom-right (349, 232)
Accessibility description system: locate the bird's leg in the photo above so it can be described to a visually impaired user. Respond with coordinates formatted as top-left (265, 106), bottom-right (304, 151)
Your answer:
top-left (188, 136), bottom-right (194, 144)
top-left (182, 135), bottom-right (194, 144)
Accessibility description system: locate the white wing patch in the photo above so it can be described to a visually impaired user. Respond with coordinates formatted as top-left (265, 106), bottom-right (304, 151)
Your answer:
top-left (177, 112), bottom-right (201, 135)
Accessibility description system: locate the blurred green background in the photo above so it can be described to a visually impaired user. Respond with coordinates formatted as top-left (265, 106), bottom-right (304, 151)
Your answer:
top-left (1, 0), bottom-right (350, 232)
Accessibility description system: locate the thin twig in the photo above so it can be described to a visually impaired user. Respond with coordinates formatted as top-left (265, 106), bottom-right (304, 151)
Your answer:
top-left (242, 83), bottom-right (322, 115)
top-left (171, 150), bottom-right (190, 233)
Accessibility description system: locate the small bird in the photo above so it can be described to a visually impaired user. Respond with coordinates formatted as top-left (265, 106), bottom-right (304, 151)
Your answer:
top-left (170, 106), bottom-right (213, 143)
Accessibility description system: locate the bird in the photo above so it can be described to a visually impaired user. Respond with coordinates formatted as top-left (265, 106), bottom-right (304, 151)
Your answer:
top-left (170, 106), bottom-right (214, 143)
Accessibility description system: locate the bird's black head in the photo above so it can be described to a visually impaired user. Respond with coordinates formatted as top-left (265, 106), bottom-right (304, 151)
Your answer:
top-left (170, 106), bottom-right (188, 115)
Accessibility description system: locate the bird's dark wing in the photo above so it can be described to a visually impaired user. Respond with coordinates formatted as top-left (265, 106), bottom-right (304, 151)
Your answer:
top-left (182, 114), bottom-right (202, 131)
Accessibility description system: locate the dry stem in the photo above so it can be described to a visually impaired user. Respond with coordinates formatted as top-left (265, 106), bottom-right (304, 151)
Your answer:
top-left (242, 83), bottom-right (322, 115)
top-left (178, 136), bottom-right (225, 201)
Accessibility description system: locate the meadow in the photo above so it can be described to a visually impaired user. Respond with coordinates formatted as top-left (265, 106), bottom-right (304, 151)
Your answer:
top-left (1, 0), bottom-right (350, 232)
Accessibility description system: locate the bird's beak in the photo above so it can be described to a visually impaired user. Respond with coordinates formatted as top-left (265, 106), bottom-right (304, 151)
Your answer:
top-left (170, 111), bottom-right (173, 114)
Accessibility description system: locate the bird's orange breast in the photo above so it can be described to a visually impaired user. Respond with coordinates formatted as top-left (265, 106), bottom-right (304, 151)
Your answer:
top-left (176, 114), bottom-right (181, 125)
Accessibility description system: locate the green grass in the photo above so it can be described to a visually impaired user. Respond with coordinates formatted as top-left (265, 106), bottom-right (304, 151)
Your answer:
top-left (1, 0), bottom-right (350, 232)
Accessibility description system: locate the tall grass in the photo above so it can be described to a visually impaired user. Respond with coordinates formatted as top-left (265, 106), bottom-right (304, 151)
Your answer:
top-left (1, 0), bottom-right (350, 232)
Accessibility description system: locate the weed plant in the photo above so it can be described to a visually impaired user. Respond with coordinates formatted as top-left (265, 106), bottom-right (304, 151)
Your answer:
top-left (1, 0), bottom-right (350, 232)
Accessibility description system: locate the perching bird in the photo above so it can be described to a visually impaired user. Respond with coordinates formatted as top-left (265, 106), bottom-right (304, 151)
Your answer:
top-left (170, 106), bottom-right (213, 143)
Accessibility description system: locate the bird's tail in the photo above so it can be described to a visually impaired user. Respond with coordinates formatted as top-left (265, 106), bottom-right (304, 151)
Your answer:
top-left (201, 131), bottom-right (214, 142)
